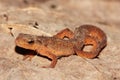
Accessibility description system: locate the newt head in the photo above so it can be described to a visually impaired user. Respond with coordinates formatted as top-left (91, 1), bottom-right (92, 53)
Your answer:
top-left (15, 33), bottom-right (36, 50)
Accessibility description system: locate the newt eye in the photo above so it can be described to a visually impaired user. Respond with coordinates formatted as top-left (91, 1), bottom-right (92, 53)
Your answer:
top-left (28, 40), bottom-right (34, 44)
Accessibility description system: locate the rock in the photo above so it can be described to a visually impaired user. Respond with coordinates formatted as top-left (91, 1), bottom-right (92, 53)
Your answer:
top-left (0, 0), bottom-right (120, 80)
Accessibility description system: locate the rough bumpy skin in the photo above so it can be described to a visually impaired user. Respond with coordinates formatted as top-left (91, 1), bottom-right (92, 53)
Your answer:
top-left (15, 25), bottom-right (107, 68)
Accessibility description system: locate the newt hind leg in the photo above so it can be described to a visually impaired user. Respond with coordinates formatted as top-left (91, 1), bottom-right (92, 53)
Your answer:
top-left (53, 28), bottom-right (74, 39)
top-left (36, 46), bottom-right (57, 68)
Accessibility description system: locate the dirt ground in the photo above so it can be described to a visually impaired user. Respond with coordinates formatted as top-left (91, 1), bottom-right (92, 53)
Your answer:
top-left (0, 0), bottom-right (120, 80)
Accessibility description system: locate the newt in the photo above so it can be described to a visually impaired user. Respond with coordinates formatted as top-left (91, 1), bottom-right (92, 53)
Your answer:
top-left (15, 24), bottom-right (107, 68)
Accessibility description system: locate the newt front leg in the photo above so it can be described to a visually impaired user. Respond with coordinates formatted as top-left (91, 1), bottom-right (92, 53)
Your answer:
top-left (23, 46), bottom-right (57, 68)
top-left (36, 45), bottom-right (57, 68)
top-left (23, 54), bottom-right (35, 61)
